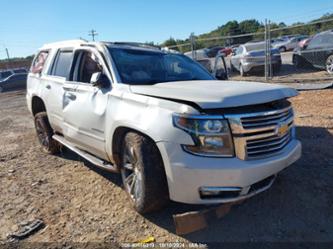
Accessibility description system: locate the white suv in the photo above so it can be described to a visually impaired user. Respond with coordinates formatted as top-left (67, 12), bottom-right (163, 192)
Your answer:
top-left (27, 40), bottom-right (302, 213)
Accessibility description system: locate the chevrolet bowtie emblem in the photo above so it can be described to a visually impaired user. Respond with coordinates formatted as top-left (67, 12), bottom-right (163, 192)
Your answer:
top-left (277, 123), bottom-right (289, 136)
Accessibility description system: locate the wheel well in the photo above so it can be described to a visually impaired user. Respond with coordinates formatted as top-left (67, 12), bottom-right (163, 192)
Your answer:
top-left (31, 96), bottom-right (46, 116)
top-left (111, 127), bottom-right (157, 166)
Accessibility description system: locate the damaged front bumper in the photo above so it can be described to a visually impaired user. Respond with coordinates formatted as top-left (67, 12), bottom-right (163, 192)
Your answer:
top-left (157, 139), bottom-right (301, 204)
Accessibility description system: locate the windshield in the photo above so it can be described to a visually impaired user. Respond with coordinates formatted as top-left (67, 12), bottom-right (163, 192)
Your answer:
top-left (108, 47), bottom-right (214, 84)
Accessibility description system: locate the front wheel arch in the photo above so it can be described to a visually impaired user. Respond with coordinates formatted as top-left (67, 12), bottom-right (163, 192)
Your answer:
top-left (31, 96), bottom-right (46, 116)
top-left (111, 126), bottom-right (158, 167)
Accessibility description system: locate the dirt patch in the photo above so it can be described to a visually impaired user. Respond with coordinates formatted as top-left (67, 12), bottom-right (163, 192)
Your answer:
top-left (0, 89), bottom-right (332, 245)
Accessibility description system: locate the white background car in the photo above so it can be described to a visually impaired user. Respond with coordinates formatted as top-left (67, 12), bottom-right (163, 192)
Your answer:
top-left (272, 35), bottom-right (309, 52)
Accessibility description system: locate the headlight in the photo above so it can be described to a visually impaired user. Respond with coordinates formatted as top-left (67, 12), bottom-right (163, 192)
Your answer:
top-left (172, 114), bottom-right (234, 157)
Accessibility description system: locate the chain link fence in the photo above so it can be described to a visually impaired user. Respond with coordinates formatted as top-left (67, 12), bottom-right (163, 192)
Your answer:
top-left (167, 18), bottom-right (333, 84)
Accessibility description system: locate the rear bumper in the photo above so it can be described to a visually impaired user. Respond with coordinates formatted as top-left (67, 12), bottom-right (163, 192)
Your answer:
top-left (242, 58), bottom-right (281, 72)
top-left (157, 139), bottom-right (301, 204)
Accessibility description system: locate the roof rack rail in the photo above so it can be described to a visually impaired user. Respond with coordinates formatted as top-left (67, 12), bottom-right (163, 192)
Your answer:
top-left (80, 43), bottom-right (96, 48)
top-left (106, 42), bottom-right (161, 50)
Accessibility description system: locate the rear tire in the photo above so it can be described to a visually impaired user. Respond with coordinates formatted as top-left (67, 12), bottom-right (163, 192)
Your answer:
top-left (120, 132), bottom-right (169, 214)
top-left (0, 86), bottom-right (3, 93)
top-left (326, 55), bottom-right (333, 74)
top-left (34, 112), bottom-right (61, 154)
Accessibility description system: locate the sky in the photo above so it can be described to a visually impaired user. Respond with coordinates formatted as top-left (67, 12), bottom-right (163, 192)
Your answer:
top-left (1, 0), bottom-right (333, 59)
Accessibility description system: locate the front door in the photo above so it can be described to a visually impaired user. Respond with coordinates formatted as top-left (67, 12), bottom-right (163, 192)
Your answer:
top-left (62, 48), bottom-right (111, 160)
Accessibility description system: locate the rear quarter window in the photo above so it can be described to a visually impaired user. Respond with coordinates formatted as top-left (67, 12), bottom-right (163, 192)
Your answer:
top-left (31, 51), bottom-right (49, 74)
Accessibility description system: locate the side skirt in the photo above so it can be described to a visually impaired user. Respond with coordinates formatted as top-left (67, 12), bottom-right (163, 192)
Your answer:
top-left (53, 134), bottom-right (118, 173)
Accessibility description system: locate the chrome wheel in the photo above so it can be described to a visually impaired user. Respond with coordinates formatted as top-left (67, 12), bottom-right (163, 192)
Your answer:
top-left (121, 144), bottom-right (142, 202)
top-left (326, 55), bottom-right (333, 74)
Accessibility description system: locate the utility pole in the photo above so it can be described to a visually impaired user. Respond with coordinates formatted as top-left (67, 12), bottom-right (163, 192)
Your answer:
top-left (264, 19), bottom-right (268, 81)
top-left (5, 48), bottom-right (10, 69)
top-left (268, 20), bottom-right (272, 79)
top-left (190, 32), bottom-right (195, 60)
top-left (88, 29), bottom-right (98, 41)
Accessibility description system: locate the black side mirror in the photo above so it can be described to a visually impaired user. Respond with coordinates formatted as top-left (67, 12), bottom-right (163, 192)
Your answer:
top-left (91, 72), bottom-right (110, 88)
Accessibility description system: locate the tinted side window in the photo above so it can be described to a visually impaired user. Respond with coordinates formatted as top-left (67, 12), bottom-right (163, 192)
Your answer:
top-left (78, 52), bottom-right (102, 83)
top-left (0, 71), bottom-right (12, 79)
top-left (13, 69), bottom-right (27, 73)
top-left (30, 51), bottom-right (49, 74)
top-left (52, 50), bottom-right (73, 78)
top-left (236, 46), bottom-right (243, 55)
top-left (307, 35), bottom-right (324, 49)
top-left (321, 33), bottom-right (333, 45)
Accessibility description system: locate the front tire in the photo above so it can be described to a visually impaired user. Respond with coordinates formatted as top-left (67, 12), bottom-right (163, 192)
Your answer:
top-left (326, 55), bottom-right (333, 74)
top-left (34, 112), bottom-right (61, 154)
top-left (120, 132), bottom-right (169, 214)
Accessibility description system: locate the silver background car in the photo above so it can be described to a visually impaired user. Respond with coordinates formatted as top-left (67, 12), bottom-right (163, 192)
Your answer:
top-left (230, 42), bottom-right (281, 76)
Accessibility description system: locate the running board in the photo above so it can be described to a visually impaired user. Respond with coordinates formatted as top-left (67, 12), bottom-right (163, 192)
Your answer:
top-left (53, 134), bottom-right (118, 173)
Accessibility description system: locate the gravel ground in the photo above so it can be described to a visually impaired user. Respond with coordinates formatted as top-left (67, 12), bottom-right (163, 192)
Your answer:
top-left (0, 89), bottom-right (332, 246)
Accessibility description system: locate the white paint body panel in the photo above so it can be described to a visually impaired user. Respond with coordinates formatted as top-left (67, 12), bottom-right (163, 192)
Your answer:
top-left (27, 40), bottom-right (302, 205)
top-left (130, 80), bottom-right (298, 109)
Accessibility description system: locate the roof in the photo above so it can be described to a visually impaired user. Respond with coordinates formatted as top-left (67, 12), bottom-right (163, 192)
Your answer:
top-left (39, 40), bottom-right (163, 53)
top-left (40, 39), bottom-right (87, 49)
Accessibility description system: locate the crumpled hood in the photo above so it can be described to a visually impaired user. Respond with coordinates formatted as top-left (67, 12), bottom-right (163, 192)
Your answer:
top-left (130, 80), bottom-right (298, 109)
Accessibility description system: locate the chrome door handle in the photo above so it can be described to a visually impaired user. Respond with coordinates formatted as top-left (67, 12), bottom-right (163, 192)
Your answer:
top-left (65, 92), bottom-right (76, 101)
top-left (63, 86), bottom-right (76, 91)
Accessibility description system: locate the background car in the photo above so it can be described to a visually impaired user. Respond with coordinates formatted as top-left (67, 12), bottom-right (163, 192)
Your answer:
top-left (297, 36), bottom-right (312, 49)
top-left (206, 46), bottom-right (233, 57)
top-left (0, 73), bottom-right (27, 92)
top-left (272, 35), bottom-right (308, 52)
top-left (0, 68), bottom-right (28, 81)
top-left (230, 42), bottom-right (281, 76)
top-left (292, 30), bottom-right (333, 74)
top-left (184, 48), bottom-right (209, 60)
top-left (0, 70), bottom-right (13, 81)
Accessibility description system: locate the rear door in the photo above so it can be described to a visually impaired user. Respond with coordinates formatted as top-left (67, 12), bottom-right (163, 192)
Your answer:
top-left (41, 49), bottom-right (74, 132)
top-left (62, 47), bottom-right (111, 160)
top-left (317, 33), bottom-right (333, 68)
top-left (302, 35), bottom-right (323, 67)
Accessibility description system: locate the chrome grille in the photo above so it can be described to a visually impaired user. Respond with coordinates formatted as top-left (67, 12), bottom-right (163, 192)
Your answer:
top-left (246, 129), bottom-right (292, 157)
top-left (241, 107), bottom-right (293, 129)
top-left (225, 106), bottom-right (294, 160)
